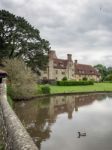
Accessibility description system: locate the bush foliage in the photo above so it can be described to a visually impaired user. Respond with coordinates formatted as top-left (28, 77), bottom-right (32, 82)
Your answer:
top-left (62, 76), bottom-right (67, 81)
top-left (41, 85), bottom-right (51, 94)
top-left (57, 80), bottom-right (94, 86)
top-left (40, 79), bottom-right (56, 85)
top-left (82, 77), bottom-right (87, 81)
top-left (3, 58), bottom-right (37, 99)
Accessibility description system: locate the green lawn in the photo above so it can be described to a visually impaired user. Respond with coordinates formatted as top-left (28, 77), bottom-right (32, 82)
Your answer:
top-left (49, 83), bottom-right (112, 94)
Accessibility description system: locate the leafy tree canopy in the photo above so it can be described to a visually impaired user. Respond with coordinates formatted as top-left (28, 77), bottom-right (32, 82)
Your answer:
top-left (94, 64), bottom-right (107, 81)
top-left (0, 10), bottom-right (50, 73)
top-left (94, 64), bottom-right (112, 81)
top-left (105, 74), bottom-right (112, 81)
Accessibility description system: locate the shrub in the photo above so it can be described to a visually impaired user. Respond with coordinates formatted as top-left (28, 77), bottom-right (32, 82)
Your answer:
top-left (90, 79), bottom-right (95, 83)
top-left (40, 79), bottom-right (56, 85)
top-left (82, 77), bottom-right (87, 81)
top-left (62, 76), bottom-right (67, 81)
top-left (57, 80), bottom-right (94, 86)
top-left (3, 58), bottom-right (37, 99)
top-left (41, 85), bottom-right (51, 94)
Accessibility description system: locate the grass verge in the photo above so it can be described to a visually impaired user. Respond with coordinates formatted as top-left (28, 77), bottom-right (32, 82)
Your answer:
top-left (7, 96), bottom-right (13, 108)
top-left (49, 83), bottom-right (112, 94)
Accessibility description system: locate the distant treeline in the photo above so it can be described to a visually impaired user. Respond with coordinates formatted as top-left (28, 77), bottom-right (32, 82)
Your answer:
top-left (94, 64), bottom-right (112, 81)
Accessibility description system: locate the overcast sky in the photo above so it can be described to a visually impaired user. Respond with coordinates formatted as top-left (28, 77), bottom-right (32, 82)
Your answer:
top-left (0, 0), bottom-right (112, 66)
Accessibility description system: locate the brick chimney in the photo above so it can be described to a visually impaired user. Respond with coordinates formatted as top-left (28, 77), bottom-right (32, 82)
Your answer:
top-left (67, 54), bottom-right (72, 61)
top-left (49, 50), bottom-right (57, 59)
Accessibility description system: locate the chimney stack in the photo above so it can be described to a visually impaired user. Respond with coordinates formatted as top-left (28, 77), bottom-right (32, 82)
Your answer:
top-left (49, 50), bottom-right (57, 59)
top-left (74, 60), bottom-right (78, 64)
top-left (67, 54), bottom-right (72, 61)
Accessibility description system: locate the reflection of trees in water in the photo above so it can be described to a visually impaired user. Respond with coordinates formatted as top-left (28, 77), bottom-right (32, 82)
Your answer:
top-left (28, 98), bottom-right (51, 150)
top-left (14, 98), bottom-right (51, 150)
top-left (25, 108), bottom-right (51, 150)
top-left (33, 117), bottom-right (50, 149)
top-left (14, 93), bottom-right (109, 149)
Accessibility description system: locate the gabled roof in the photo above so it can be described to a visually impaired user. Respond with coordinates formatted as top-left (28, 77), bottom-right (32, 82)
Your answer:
top-left (75, 64), bottom-right (100, 76)
top-left (49, 50), bottom-right (100, 77)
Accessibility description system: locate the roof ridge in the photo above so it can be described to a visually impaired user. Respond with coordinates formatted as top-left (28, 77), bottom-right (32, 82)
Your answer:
top-left (76, 63), bottom-right (92, 66)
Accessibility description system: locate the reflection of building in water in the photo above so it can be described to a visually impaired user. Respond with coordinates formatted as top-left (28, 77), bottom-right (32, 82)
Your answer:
top-left (49, 96), bottom-right (76, 120)
top-left (48, 94), bottom-right (106, 120)
top-left (14, 93), bottom-right (107, 149)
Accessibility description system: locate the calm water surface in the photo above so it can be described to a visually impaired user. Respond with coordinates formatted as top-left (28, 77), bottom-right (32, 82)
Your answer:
top-left (14, 93), bottom-right (112, 150)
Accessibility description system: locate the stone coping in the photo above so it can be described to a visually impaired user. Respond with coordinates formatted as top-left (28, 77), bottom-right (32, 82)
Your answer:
top-left (0, 81), bottom-right (38, 150)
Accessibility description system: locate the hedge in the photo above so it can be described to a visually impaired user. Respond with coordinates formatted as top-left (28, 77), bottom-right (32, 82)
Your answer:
top-left (57, 80), bottom-right (94, 86)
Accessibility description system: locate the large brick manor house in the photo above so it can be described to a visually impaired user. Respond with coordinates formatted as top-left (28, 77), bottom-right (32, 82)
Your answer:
top-left (41, 50), bottom-right (100, 81)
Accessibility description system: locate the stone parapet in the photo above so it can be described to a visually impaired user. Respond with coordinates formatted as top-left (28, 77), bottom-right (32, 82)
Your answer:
top-left (0, 79), bottom-right (38, 150)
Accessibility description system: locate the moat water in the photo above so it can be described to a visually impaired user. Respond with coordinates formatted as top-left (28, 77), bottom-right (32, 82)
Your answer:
top-left (14, 93), bottom-right (112, 150)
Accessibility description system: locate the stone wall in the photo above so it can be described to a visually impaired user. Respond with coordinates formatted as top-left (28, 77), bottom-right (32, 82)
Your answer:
top-left (0, 104), bottom-right (5, 149)
top-left (0, 79), bottom-right (38, 150)
top-left (75, 74), bottom-right (100, 81)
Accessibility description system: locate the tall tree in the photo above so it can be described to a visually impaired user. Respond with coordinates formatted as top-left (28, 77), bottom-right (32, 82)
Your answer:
top-left (0, 10), bottom-right (50, 73)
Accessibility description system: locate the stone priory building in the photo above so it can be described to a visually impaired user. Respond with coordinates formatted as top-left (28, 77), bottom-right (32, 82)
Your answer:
top-left (41, 50), bottom-right (100, 81)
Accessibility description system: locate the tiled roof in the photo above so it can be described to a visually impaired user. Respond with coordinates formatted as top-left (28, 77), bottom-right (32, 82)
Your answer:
top-left (52, 59), bottom-right (100, 76)
top-left (53, 59), bottom-right (68, 69)
top-left (75, 64), bottom-right (100, 76)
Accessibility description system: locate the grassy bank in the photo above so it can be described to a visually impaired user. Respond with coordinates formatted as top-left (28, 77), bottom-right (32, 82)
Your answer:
top-left (7, 96), bottom-right (13, 108)
top-left (49, 83), bottom-right (112, 94)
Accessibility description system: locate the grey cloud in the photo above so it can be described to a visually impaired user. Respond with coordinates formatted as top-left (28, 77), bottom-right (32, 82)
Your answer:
top-left (0, 0), bottom-right (112, 66)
